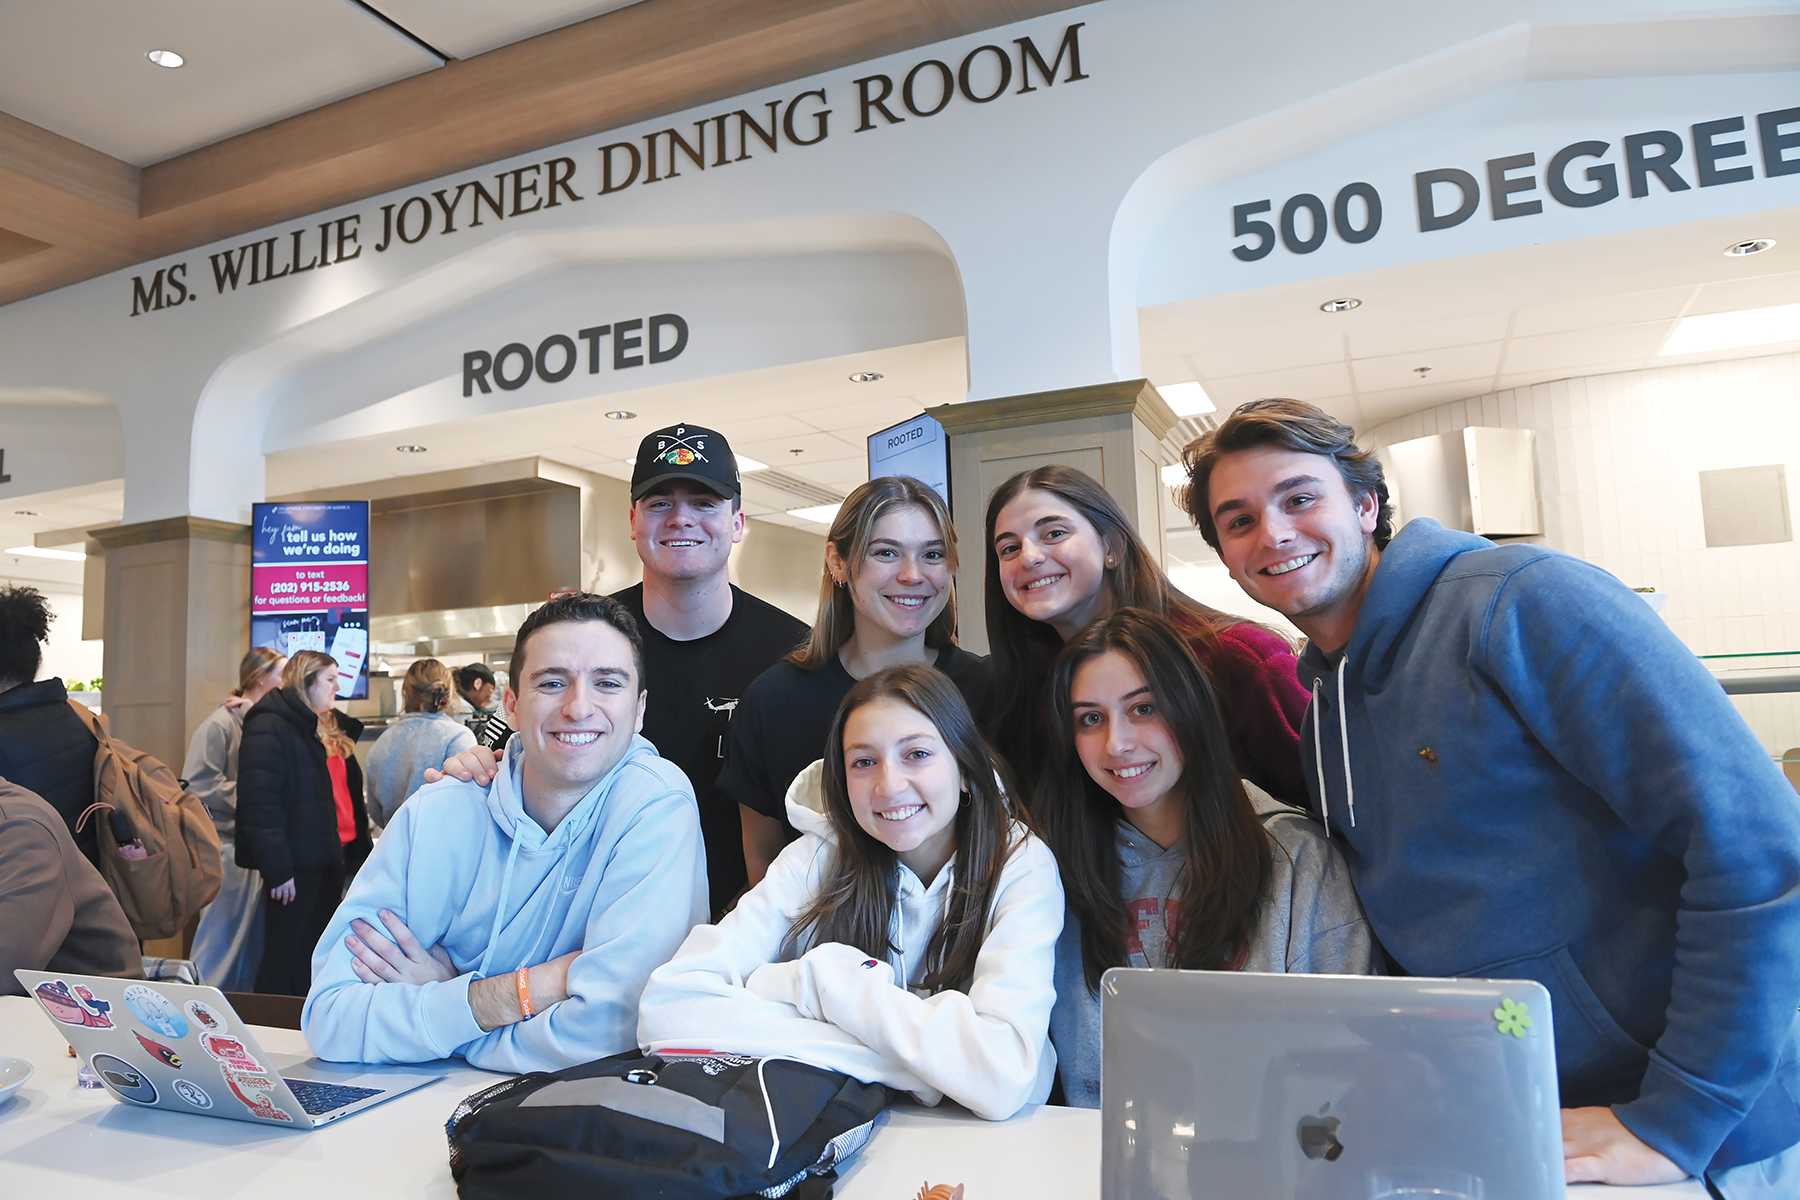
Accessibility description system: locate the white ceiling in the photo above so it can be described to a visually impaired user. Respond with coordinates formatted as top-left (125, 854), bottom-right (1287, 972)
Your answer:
top-left (264, 337), bottom-right (968, 532)
top-left (0, 478), bottom-right (121, 592)
top-left (0, 0), bottom-right (645, 166)
top-left (1140, 206), bottom-right (1800, 434)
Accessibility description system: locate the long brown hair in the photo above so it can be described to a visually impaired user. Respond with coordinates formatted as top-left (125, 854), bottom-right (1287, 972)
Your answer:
top-left (783, 664), bottom-right (1019, 995)
top-left (401, 657), bottom-right (454, 713)
top-left (786, 476), bottom-right (959, 671)
top-left (283, 651), bottom-right (354, 759)
top-left (984, 465), bottom-right (1238, 778)
top-left (235, 646), bottom-right (285, 696)
top-left (1038, 608), bottom-right (1271, 991)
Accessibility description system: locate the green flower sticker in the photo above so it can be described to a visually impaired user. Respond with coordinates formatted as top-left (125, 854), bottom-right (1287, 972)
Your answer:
top-left (1494, 998), bottom-right (1533, 1038)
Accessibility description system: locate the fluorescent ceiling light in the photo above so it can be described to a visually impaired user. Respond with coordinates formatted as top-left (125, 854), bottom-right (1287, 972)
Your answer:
top-left (1660, 302), bottom-right (1800, 357)
top-left (786, 504), bottom-right (841, 525)
top-left (1161, 381), bottom-right (1216, 417)
top-left (6, 545), bottom-right (85, 562)
top-left (737, 455), bottom-right (770, 472)
top-left (1161, 463), bottom-right (1188, 487)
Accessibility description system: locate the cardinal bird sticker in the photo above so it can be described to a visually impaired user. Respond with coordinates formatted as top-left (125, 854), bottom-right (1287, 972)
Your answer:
top-left (134, 1030), bottom-right (184, 1069)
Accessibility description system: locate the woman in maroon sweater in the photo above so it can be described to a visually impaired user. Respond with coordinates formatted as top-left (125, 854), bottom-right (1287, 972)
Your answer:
top-left (984, 465), bottom-right (1310, 807)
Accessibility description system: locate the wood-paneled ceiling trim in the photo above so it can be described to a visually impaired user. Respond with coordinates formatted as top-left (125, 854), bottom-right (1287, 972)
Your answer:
top-left (0, 0), bottom-right (1091, 309)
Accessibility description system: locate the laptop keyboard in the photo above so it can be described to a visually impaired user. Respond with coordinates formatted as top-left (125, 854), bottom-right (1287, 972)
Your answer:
top-left (282, 1078), bottom-right (384, 1116)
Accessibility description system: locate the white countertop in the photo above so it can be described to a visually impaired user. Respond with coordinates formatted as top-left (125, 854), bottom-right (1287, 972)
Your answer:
top-left (0, 996), bottom-right (1708, 1198)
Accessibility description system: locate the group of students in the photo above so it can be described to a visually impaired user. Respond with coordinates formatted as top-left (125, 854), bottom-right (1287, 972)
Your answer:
top-left (3, 400), bottom-right (1795, 1197)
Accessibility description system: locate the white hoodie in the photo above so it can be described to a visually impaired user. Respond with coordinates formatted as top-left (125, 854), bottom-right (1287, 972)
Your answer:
top-left (637, 760), bottom-right (1064, 1120)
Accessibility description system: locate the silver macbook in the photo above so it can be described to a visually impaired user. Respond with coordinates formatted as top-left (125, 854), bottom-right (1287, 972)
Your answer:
top-left (1102, 970), bottom-right (1565, 1200)
top-left (16, 969), bottom-right (443, 1130)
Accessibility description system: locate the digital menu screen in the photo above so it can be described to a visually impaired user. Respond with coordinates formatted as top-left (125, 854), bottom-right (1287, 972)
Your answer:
top-left (250, 501), bottom-right (371, 700)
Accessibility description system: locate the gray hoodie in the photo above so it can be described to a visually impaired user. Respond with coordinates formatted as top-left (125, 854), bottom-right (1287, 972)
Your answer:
top-left (1050, 781), bottom-right (1377, 1107)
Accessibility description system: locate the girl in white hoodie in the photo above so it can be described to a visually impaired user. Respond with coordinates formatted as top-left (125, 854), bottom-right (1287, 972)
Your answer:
top-left (637, 664), bottom-right (1065, 1121)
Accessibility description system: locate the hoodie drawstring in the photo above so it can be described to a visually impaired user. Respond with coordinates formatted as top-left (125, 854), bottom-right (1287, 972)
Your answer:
top-left (1310, 655), bottom-right (1357, 833)
top-left (476, 835), bottom-right (524, 979)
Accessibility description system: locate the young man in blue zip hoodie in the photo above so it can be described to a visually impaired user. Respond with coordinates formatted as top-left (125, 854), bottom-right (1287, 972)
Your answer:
top-left (1181, 399), bottom-right (1800, 1197)
top-left (302, 593), bottom-right (708, 1074)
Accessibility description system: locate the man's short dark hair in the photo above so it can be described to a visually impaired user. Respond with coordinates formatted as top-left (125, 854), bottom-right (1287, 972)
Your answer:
top-left (1179, 398), bottom-right (1395, 552)
top-left (0, 586), bottom-right (52, 687)
top-left (508, 593), bottom-right (646, 692)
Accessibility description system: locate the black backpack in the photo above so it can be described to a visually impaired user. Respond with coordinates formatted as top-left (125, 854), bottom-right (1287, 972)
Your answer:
top-left (447, 1049), bottom-right (891, 1200)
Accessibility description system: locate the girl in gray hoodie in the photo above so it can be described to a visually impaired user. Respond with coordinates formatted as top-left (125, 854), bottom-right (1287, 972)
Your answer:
top-left (1037, 608), bottom-right (1376, 1107)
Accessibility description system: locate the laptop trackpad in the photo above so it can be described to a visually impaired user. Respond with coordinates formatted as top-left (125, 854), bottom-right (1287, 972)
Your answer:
top-left (277, 1055), bottom-right (446, 1090)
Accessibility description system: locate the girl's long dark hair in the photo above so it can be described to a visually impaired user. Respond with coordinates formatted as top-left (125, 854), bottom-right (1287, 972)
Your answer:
top-left (1037, 608), bottom-right (1271, 991)
top-left (984, 465), bottom-right (1240, 785)
top-left (784, 664), bottom-right (1019, 995)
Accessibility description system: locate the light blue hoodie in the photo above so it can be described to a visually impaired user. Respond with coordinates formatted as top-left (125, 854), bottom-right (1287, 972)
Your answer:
top-left (302, 732), bottom-right (707, 1074)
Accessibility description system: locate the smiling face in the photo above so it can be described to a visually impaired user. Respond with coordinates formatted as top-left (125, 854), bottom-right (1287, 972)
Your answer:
top-left (630, 481), bottom-right (746, 585)
top-left (1206, 446), bottom-right (1381, 653)
top-left (992, 488), bottom-right (1115, 641)
top-left (1070, 650), bottom-right (1185, 846)
top-left (503, 619), bottom-right (647, 826)
top-left (842, 697), bottom-right (963, 883)
top-left (829, 504), bottom-right (952, 646)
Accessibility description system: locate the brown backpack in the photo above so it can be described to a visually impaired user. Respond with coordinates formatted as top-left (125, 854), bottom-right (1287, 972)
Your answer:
top-left (68, 700), bottom-right (223, 941)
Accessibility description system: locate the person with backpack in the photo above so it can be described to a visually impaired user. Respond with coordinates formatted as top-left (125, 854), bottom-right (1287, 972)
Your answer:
top-left (186, 646), bottom-right (287, 991)
top-left (638, 663), bottom-right (1063, 1121)
top-left (0, 586), bottom-right (101, 865)
top-left (237, 651), bottom-right (372, 995)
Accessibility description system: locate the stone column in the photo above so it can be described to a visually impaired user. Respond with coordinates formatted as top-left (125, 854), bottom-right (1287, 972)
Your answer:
top-left (927, 379), bottom-right (1180, 653)
top-left (89, 517), bottom-right (251, 772)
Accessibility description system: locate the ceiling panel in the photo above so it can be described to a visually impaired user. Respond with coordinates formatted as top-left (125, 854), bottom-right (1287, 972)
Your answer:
top-left (1509, 287), bottom-right (1693, 339)
top-left (369, 0), bottom-right (646, 60)
top-left (1500, 322), bottom-right (1672, 374)
top-left (1347, 312), bottom-right (1509, 361)
top-left (0, 0), bottom-right (439, 165)
top-left (1202, 361), bottom-right (1354, 406)
top-left (1351, 342), bottom-right (1502, 393)
top-left (1685, 271), bottom-right (1800, 316)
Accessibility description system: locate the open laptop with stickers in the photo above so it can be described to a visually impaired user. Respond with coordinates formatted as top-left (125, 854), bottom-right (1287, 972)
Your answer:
top-left (1102, 970), bottom-right (1566, 1200)
top-left (15, 969), bottom-right (443, 1130)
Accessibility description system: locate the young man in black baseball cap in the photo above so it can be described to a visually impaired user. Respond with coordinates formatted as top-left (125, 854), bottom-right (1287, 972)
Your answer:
top-left (611, 425), bottom-right (806, 917)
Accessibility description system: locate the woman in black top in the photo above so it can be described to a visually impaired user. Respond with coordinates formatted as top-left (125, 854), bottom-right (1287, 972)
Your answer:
top-left (721, 475), bottom-right (993, 888)
top-left (237, 651), bottom-right (371, 995)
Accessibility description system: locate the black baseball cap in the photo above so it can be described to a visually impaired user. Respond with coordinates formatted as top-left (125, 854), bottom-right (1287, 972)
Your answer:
top-left (630, 424), bottom-right (741, 503)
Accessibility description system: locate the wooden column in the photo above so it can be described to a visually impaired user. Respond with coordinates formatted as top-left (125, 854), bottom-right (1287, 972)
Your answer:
top-left (89, 517), bottom-right (251, 771)
top-left (927, 380), bottom-right (1180, 654)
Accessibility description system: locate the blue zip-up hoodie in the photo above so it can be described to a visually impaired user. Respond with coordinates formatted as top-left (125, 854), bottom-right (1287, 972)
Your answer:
top-left (1298, 519), bottom-right (1800, 1177)
top-left (302, 732), bottom-right (707, 1074)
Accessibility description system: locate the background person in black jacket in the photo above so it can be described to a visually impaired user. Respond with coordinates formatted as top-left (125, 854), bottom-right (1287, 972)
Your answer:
top-left (0, 586), bottom-right (100, 866)
top-left (238, 650), bottom-right (371, 995)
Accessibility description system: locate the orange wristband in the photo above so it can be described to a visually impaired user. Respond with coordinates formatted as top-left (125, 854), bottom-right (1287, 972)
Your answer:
top-left (516, 966), bottom-right (535, 1019)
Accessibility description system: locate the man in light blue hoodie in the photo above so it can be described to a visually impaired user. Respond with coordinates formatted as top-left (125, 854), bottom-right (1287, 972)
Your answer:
top-left (302, 593), bottom-right (708, 1074)
top-left (1180, 400), bottom-right (1800, 1200)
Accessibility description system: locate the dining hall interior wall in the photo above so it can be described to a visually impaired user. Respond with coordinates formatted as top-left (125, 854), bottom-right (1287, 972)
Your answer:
top-left (1366, 351), bottom-right (1800, 755)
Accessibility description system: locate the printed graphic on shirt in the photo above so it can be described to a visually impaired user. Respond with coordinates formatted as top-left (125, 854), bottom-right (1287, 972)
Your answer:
top-left (704, 696), bottom-right (739, 757)
top-left (91, 1053), bottom-right (158, 1104)
top-left (1125, 896), bottom-right (1180, 968)
top-left (123, 984), bottom-right (190, 1039)
top-left (35, 979), bottom-right (114, 1028)
top-left (133, 1030), bottom-right (184, 1069)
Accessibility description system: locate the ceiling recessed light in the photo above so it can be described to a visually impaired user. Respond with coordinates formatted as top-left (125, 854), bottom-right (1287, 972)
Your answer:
top-left (396, 444), bottom-right (427, 453)
top-left (1724, 239), bottom-right (1776, 257)
top-left (146, 49), bottom-right (184, 69)
top-left (1660, 301), bottom-right (1800, 356)
top-left (787, 503), bottom-right (842, 524)
top-left (1320, 297), bottom-right (1362, 313)
top-left (5, 545), bottom-right (85, 562)
top-left (849, 372), bottom-right (883, 383)
top-left (1159, 381), bottom-right (1215, 417)
top-left (737, 455), bottom-right (770, 472)
top-left (605, 410), bottom-right (636, 420)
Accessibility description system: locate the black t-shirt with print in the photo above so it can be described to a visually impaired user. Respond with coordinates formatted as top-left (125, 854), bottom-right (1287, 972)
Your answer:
top-left (613, 584), bottom-right (808, 918)
top-left (718, 644), bottom-right (995, 833)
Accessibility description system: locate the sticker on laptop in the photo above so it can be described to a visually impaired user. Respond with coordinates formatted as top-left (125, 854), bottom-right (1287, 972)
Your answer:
top-left (200, 1033), bottom-right (265, 1074)
top-left (91, 1054), bottom-right (158, 1104)
top-left (184, 1000), bottom-right (227, 1033)
top-left (133, 1030), bottom-right (183, 1069)
top-left (222, 1068), bottom-right (292, 1122)
top-left (123, 985), bottom-right (189, 1039)
top-left (173, 1079), bottom-right (213, 1109)
top-left (35, 979), bottom-right (114, 1028)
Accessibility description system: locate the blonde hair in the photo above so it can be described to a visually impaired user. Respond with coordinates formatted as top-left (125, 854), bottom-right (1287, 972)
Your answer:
top-left (235, 646), bottom-right (285, 696)
top-left (401, 658), bottom-right (454, 713)
top-left (786, 476), bottom-right (959, 671)
top-left (284, 650), bottom-right (355, 758)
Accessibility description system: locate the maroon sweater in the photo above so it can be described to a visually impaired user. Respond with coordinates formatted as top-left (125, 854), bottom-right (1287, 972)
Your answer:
top-left (1182, 620), bottom-right (1311, 807)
